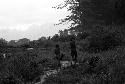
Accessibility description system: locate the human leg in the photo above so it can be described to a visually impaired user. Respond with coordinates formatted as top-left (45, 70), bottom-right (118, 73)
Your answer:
top-left (74, 51), bottom-right (77, 63)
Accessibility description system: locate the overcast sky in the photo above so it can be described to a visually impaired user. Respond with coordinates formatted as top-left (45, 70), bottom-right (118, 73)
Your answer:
top-left (0, 0), bottom-right (69, 41)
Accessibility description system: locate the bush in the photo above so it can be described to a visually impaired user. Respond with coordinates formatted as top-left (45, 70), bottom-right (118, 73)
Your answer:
top-left (77, 32), bottom-right (89, 40)
top-left (38, 58), bottom-right (59, 70)
top-left (86, 25), bottom-right (123, 53)
top-left (77, 39), bottom-right (89, 52)
top-left (7, 51), bottom-right (44, 83)
top-left (43, 40), bottom-right (55, 48)
top-left (38, 40), bottom-right (55, 48)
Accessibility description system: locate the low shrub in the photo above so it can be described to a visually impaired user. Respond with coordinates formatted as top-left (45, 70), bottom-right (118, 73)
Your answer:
top-left (7, 51), bottom-right (44, 83)
top-left (86, 25), bottom-right (123, 53)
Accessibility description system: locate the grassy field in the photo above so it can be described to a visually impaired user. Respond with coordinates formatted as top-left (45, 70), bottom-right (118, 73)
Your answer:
top-left (0, 42), bottom-right (125, 84)
top-left (43, 46), bottom-right (125, 84)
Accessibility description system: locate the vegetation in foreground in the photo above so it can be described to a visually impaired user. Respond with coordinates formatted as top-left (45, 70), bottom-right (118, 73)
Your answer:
top-left (0, 0), bottom-right (125, 83)
top-left (0, 26), bottom-right (124, 84)
top-left (42, 46), bottom-right (125, 84)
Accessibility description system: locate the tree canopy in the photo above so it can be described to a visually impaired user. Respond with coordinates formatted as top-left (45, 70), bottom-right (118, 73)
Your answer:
top-left (56, 0), bottom-right (125, 31)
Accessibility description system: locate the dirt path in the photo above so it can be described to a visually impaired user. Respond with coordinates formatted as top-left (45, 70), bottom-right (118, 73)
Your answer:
top-left (35, 61), bottom-right (78, 84)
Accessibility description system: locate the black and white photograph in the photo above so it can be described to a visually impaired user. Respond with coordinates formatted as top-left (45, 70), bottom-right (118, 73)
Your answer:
top-left (0, 0), bottom-right (125, 84)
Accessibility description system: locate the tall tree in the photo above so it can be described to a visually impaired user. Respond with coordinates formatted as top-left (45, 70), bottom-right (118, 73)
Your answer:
top-left (17, 38), bottom-right (30, 46)
top-left (56, 0), bottom-right (125, 32)
top-left (0, 38), bottom-right (7, 47)
top-left (8, 40), bottom-right (17, 47)
top-left (51, 34), bottom-right (59, 42)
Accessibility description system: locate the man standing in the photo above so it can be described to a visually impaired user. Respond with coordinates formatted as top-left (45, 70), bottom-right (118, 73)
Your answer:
top-left (70, 38), bottom-right (77, 64)
top-left (54, 44), bottom-right (61, 67)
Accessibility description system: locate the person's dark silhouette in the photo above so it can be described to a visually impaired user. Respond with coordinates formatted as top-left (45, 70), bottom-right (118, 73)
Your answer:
top-left (70, 38), bottom-right (77, 64)
top-left (54, 44), bottom-right (61, 67)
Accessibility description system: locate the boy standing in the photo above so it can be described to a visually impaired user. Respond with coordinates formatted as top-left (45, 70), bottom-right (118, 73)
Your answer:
top-left (54, 44), bottom-right (61, 67)
top-left (70, 38), bottom-right (77, 64)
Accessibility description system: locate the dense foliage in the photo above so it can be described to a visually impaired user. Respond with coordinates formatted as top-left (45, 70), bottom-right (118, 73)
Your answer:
top-left (56, 0), bottom-right (125, 26)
